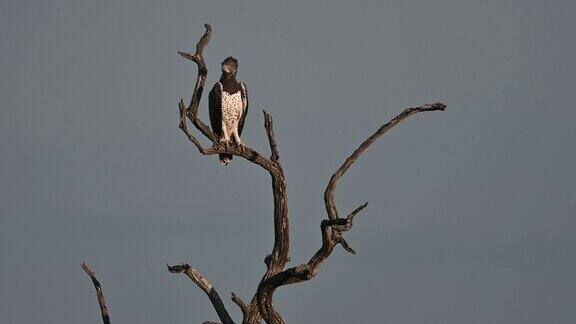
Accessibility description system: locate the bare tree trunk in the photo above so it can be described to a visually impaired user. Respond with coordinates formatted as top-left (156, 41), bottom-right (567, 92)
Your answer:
top-left (82, 23), bottom-right (446, 324)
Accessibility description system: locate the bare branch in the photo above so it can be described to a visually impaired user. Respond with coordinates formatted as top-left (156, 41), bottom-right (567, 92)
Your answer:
top-left (231, 292), bottom-right (249, 318)
top-left (179, 98), bottom-right (208, 154)
top-left (255, 103), bottom-right (446, 323)
top-left (324, 102), bottom-right (446, 220)
top-left (176, 25), bottom-right (282, 175)
top-left (183, 23), bottom-right (211, 112)
top-left (177, 23), bottom-right (216, 143)
top-left (346, 201), bottom-right (369, 221)
top-left (174, 23), bottom-right (446, 324)
top-left (81, 262), bottom-right (111, 324)
top-left (263, 111), bottom-right (280, 161)
top-left (175, 24), bottom-right (291, 324)
top-left (168, 264), bottom-right (234, 324)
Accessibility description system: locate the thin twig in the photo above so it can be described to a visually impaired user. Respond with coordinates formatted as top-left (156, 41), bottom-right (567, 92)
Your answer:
top-left (179, 98), bottom-right (207, 153)
top-left (231, 292), bottom-right (249, 318)
top-left (264, 111), bottom-right (280, 161)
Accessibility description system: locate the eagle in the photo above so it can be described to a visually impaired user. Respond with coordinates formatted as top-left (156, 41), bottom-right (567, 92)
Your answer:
top-left (209, 57), bottom-right (248, 165)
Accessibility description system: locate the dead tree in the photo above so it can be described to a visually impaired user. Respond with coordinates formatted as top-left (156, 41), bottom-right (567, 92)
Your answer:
top-left (82, 23), bottom-right (445, 324)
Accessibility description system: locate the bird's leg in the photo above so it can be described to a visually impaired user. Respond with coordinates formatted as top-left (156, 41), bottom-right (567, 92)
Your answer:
top-left (232, 128), bottom-right (242, 146)
top-left (220, 122), bottom-right (230, 146)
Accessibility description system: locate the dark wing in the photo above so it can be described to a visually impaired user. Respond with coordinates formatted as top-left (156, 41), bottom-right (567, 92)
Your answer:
top-left (238, 82), bottom-right (249, 135)
top-left (208, 82), bottom-right (222, 138)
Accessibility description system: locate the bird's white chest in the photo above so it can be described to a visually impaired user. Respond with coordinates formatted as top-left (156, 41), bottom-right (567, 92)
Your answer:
top-left (221, 91), bottom-right (243, 127)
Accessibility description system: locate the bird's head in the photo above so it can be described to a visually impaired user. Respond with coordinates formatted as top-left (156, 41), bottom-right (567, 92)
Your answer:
top-left (221, 56), bottom-right (238, 77)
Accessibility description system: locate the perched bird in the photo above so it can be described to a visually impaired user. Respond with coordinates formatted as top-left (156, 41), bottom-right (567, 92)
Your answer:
top-left (209, 56), bottom-right (249, 165)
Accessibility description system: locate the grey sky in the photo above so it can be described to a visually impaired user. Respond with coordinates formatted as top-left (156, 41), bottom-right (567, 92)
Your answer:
top-left (1, 0), bottom-right (575, 323)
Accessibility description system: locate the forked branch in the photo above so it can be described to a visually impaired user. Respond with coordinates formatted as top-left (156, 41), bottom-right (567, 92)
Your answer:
top-left (231, 292), bottom-right (249, 318)
top-left (82, 23), bottom-right (445, 324)
top-left (255, 103), bottom-right (446, 323)
top-left (174, 23), bottom-right (446, 324)
top-left (173, 23), bottom-right (291, 324)
top-left (324, 103), bottom-right (446, 220)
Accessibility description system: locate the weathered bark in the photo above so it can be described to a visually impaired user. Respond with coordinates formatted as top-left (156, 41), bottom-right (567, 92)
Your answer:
top-left (82, 23), bottom-right (445, 324)
top-left (175, 23), bottom-right (290, 324)
top-left (168, 264), bottom-right (234, 324)
top-left (81, 262), bottom-right (111, 324)
top-left (255, 103), bottom-right (446, 323)
top-left (174, 23), bottom-right (445, 324)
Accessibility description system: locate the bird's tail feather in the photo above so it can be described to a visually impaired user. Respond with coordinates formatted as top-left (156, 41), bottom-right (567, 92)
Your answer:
top-left (219, 154), bottom-right (233, 166)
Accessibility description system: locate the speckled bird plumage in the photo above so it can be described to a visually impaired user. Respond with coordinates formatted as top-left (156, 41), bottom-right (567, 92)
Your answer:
top-left (209, 57), bottom-right (248, 165)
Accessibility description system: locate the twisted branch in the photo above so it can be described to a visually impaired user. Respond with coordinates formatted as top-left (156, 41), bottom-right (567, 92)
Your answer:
top-left (81, 262), bottom-right (111, 324)
top-left (174, 23), bottom-right (291, 324)
top-left (82, 22), bottom-right (446, 324)
top-left (324, 103), bottom-right (446, 220)
top-left (175, 23), bottom-right (446, 324)
top-left (255, 103), bottom-right (446, 323)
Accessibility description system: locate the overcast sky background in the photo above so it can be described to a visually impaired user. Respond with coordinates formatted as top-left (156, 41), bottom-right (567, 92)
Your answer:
top-left (1, 1), bottom-right (575, 323)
